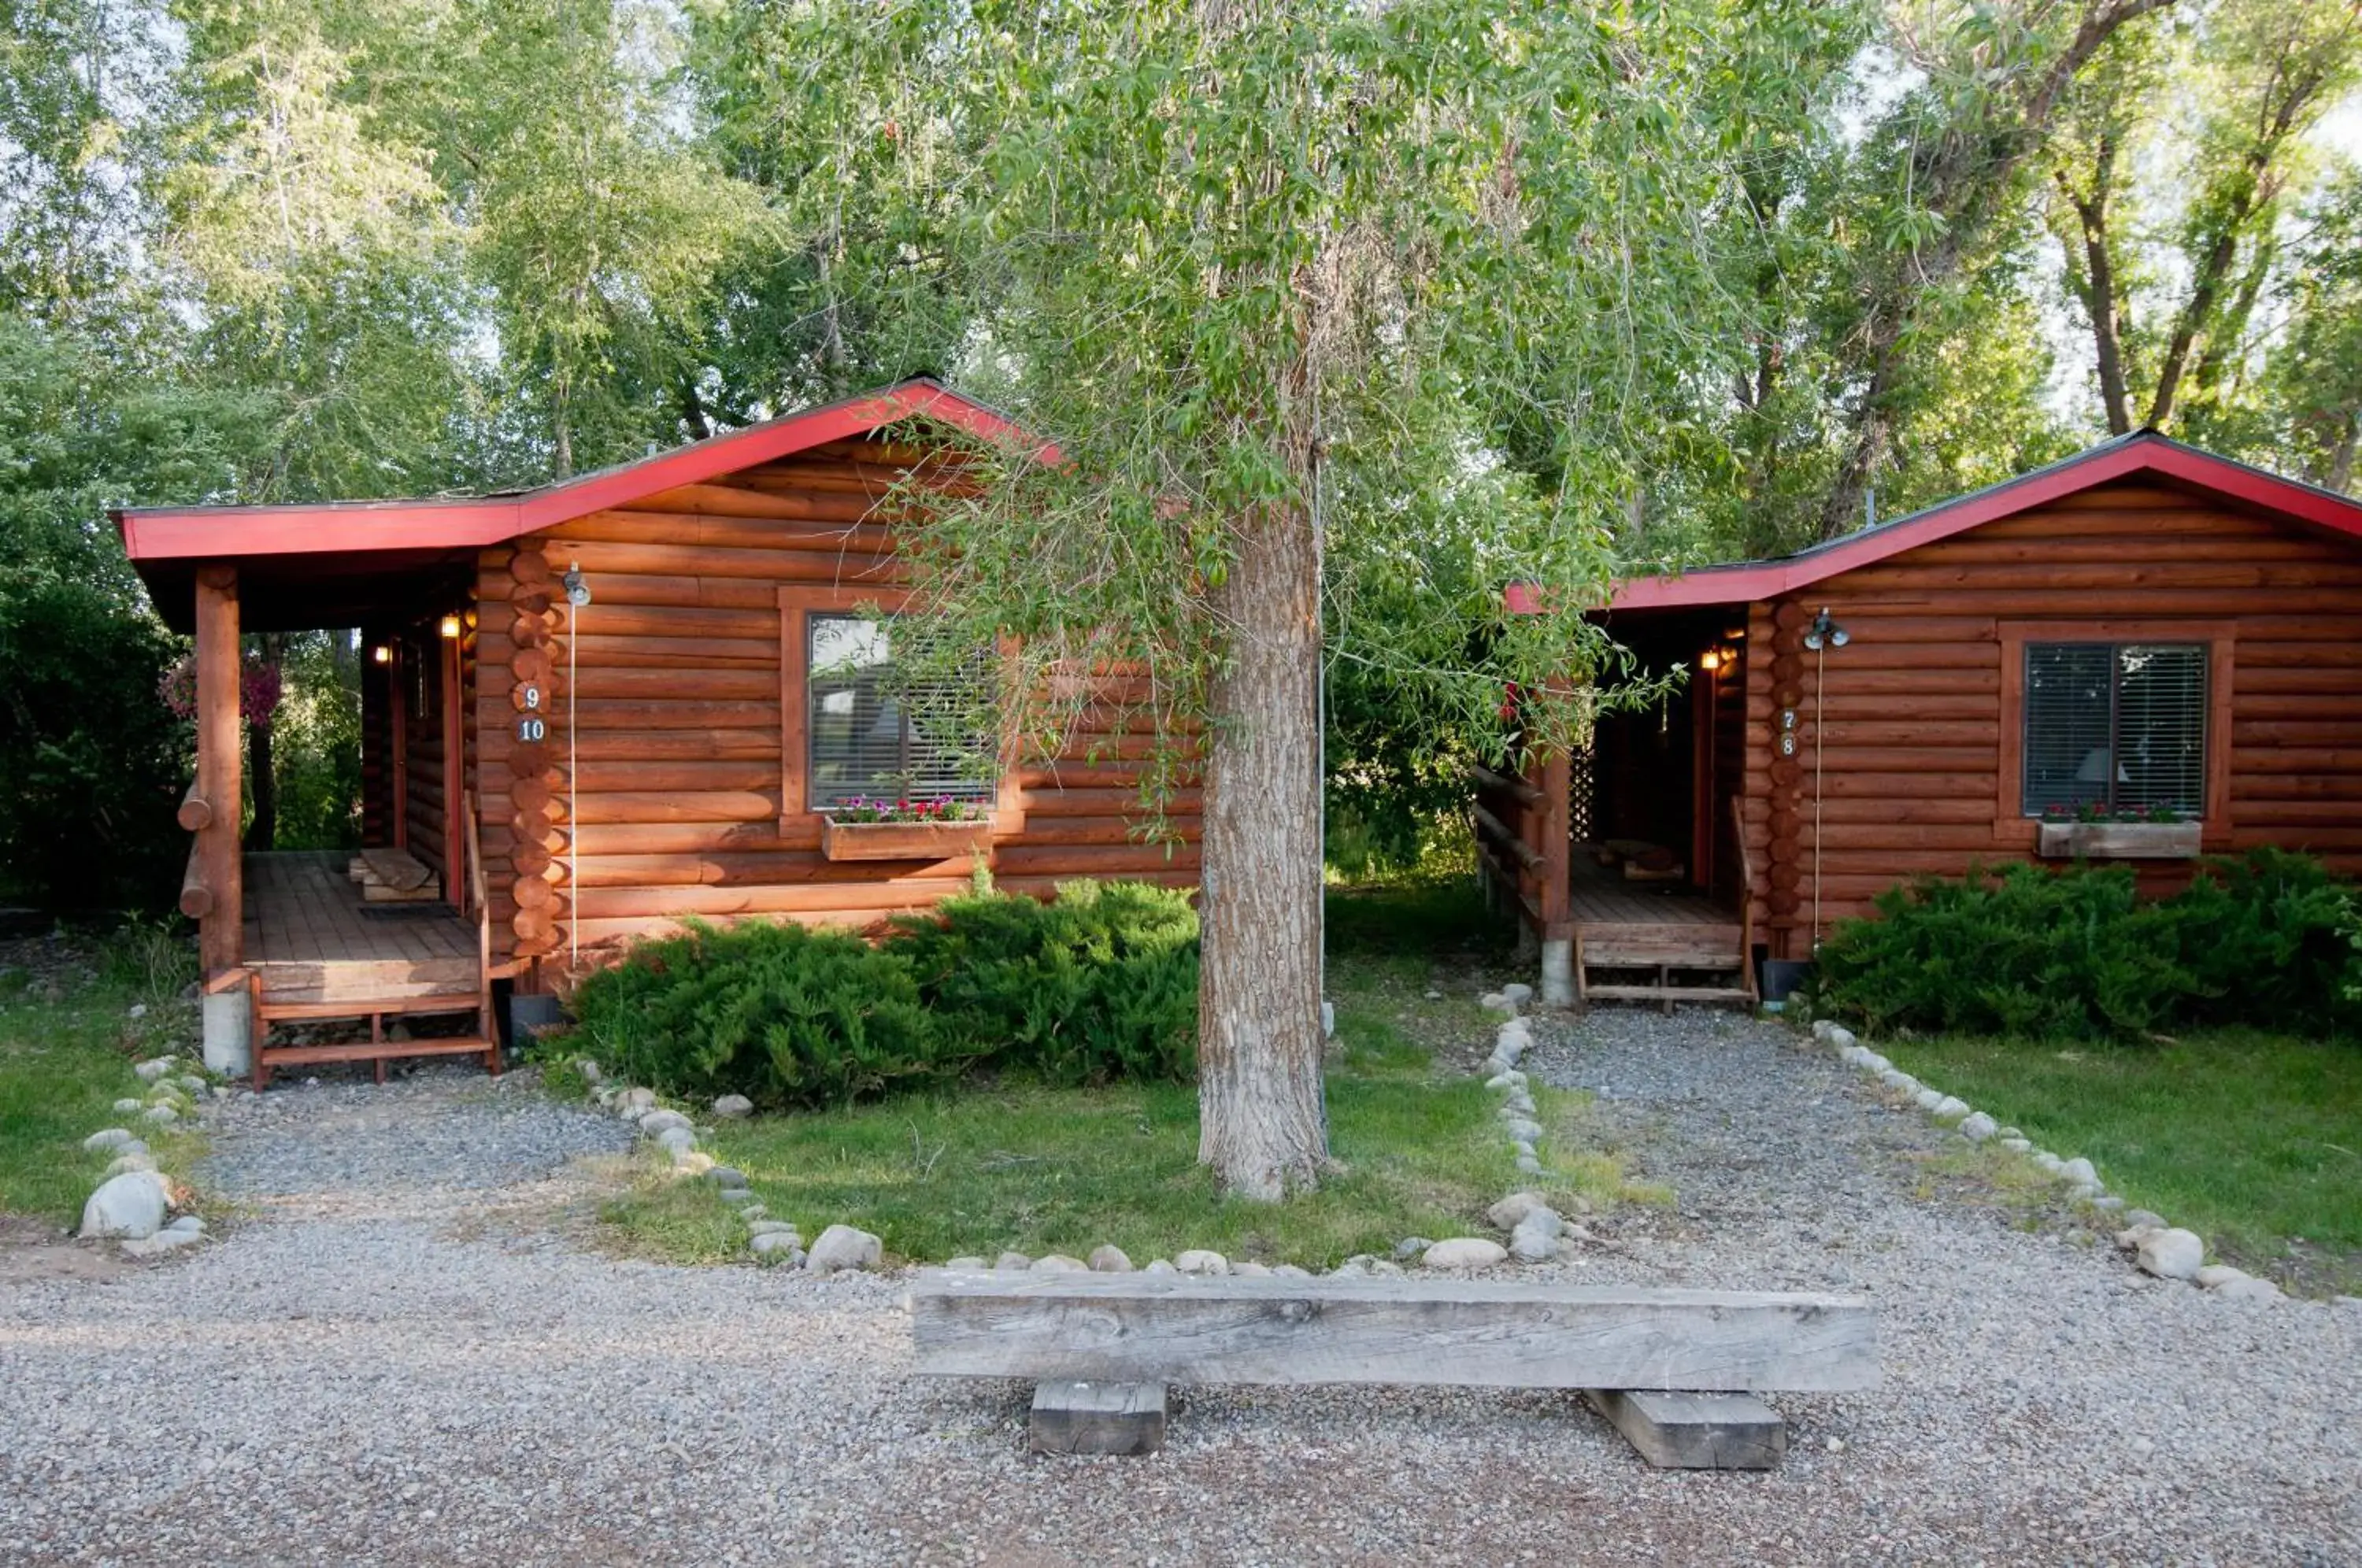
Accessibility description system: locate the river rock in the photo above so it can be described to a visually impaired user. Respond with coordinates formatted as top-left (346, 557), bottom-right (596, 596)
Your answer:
top-left (1502, 1117), bottom-right (1545, 1143)
top-left (710, 1094), bottom-right (753, 1119)
top-left (2194, 1264), bottom-right (2247, 1289)
top-left (1484, 1071), bottom-right (1527, 1091)
top-left (1422, 1237), bottom-right (1507, 1270)
top-left (103, 1152), bottom-right (157, 1177)
top-left (112, 1098), bottom-right (144, 1115)
top-left (746, 1220), bottom-right (798, 1238)
top-left (1515, 1154), bottom-right (1543, 1174)
top-left (619, 1087), bottom-right (657, 1115)
top-left (120, 1227), bottom-right (205, 1259)
top-left (2123, 1208), bottom-right (2168, 1232)
top-left (2135, 1228), bottom-right (2205, 1281)
top-left (2059, 1156), bottom-right (2099, 1187)
top-left (1929, 1096), bottom-right (1969, 1121)
top-left (1509, 1209), bottom-right (1562, 1262)
top-left (1031, 1254), bottom-right (1089, 1273)
top-left (1488, 1191), bottom-right (1549, 1230)
top-left (1175, 1249), bottom-right (1230, 1276)
top-left (133, 1058), bottom-right (176, 1083)
top-left (944, 1256), bottom-right (987, 1270)
top-left (1234, 1260), bottom-right (1272, 1277)
top-left (1142, 1259), bottom-right (1178, 1276)
top-left (1958, 1111), bottom-right (1997, 1141)
top-left (2214, 1276), bottom-right (2282, 1302)
top-left (995, 1252), bottom-right (1032, 1271)
top-left (82, 1128), bottom-right (135, 1154)
top-left (805, 1224), bottom-right (883, 1274)
top-left (749, 1231), bottom-right (801, 1259)
top-left (1087, 1244), bottom-right (1134, 1273)
top-left (79, 1171), bottom-right (169, 1240)
top-left (640, 1108), bottom-right (692, 1136)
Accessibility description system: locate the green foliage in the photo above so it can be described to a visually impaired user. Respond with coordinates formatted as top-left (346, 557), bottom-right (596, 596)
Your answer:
top-left (890, 882), bottom-right (1200, 1085)
top-left (268, 633), bottom-right (363, 852)
top-left (0, 575), bottom-right (192, 912)
top-left (1816, 852), bottom-right (2361, 1043)
top-left (565, 882), bottom-right (1201, 1106)
top-left (566, 919), bottom-right (950, 1111)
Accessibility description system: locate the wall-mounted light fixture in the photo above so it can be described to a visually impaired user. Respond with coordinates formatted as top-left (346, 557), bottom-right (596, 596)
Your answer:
top-left (371, 644), bottom-right (392, 664)
top-left (439, 613), bottom-right (462, 640)
top-left (1699, 648), bottom-right (1723, 672)
top-left (563, 563), bottom-right (591, 608)
top-left (1801, 607), bottom-right (1849, 650)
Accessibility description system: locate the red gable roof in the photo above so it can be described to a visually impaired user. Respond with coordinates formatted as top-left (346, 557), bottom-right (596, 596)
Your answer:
top-left (1505, 432), bottom-right (2362, 616)
top-left (114, 379), bottom-right (1047, 563)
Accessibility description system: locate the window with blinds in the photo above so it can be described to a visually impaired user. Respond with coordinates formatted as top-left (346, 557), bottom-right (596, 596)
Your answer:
top-left (2022, 642), bottom-right (2208, 816)
top-left (806, 612), bottom-right (998, 808)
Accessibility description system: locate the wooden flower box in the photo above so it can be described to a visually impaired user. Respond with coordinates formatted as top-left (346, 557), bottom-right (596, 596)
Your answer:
top-left (2034, 820), bottom-right (2202, 860)
top-left (820, 817), bottom-right (993, 862)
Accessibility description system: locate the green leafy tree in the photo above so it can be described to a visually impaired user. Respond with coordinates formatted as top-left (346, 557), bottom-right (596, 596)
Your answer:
top-left (739, 0), bottom-right (1734, 1196)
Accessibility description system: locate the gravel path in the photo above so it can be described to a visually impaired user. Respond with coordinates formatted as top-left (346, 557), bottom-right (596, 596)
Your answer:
top-left (3, 1028), bottom-right (2358, 1566)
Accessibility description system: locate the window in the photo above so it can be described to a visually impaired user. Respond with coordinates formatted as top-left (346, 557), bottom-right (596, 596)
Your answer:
top-left (2021, 642), bottom-right (2208, 817)
top-left (805, 612), bottom-right (997, 808)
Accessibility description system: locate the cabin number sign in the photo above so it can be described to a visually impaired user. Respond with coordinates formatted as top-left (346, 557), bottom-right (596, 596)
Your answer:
top-left (516, 683), bottom-right (545, 742)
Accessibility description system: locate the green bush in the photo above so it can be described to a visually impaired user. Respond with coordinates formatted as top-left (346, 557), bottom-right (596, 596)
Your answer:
top-left (1814, 851), bottom-right (2360, 1043)
top-left (559, 881), bottom-right (1201, 1107)
top-left (565, 919), bottom-right (955, 1110)
top-left (2171, 848), bottom-right (2359, 1035)
top-left (889, 880), bottom-right (1200, 1085)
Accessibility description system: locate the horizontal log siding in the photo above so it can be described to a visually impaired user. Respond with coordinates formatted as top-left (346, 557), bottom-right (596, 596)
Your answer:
top-left (487, 436), bottom-right (1200, 966)
top-left (1753, 479), bottom-right (2362, 956)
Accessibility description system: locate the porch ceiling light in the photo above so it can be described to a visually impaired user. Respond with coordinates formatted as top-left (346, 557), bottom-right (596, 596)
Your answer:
top-left (371, 644), bottom-right (392, 664)
top-left (439, 614), bottom-right (462, 639)
top-left (1699, 649), bottom-right (1723, 672)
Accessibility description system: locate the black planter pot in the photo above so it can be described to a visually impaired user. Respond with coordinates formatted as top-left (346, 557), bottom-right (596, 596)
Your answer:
top-left (505, 991), bottom-right (569, 1054)
top-left (1758, 959), bottom-right (1815, 1004)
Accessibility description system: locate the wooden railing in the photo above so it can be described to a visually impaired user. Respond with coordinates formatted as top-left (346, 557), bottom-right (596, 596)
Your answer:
top-left (462, 790), bottom-right (495, 1052)
top-left (1731, 795), bottom-right (1758, 1001)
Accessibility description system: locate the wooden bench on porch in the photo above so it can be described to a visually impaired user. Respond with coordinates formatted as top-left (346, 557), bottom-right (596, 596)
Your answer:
top-left (909, 1270), bottom-right (1878, 1467)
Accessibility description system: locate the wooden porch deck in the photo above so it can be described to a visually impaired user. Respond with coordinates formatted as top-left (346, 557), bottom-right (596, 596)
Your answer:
top-left (242, 852), bottom-right (479, 1004)
top-left (1564, 848), bottom-right (1731, 927)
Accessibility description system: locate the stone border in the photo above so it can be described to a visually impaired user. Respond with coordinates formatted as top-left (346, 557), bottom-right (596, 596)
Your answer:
top-left (1805, 1019), bottom-right (2286, 1303)
top-left (77, 1050), bottom-right (213, 1257)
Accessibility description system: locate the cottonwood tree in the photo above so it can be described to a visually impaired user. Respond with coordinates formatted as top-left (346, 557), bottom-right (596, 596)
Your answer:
top-left (1816, 0), bottom-right (2179, 538)
top-left (2048, 0), bottom-right (2362, 438)
top-left (741, 0), bottom-right (1735, 1196)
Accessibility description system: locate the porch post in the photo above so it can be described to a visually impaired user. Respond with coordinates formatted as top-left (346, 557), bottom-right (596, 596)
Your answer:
top-left (1539, 747), bottom-right (1574, 1007)
top-left (194, 564), bottom-right (250, 1073)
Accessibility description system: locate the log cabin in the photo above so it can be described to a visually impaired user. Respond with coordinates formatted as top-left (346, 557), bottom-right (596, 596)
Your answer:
top-left (1490, 431), bottom-right (2362, 1009)
top-left (117, 380), bottom-right (1199, 1083)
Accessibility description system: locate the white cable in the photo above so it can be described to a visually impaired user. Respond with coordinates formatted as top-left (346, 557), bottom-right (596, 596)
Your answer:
top-left (1812, 634), bottom-right (1826, 951)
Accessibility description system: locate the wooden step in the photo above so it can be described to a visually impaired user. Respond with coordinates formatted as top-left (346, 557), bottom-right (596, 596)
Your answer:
top-left (1583, 984), bottom-right (1757, 1004)
top-left (1578, 922), bottom-right (1745, 968)
top-left (257, 1037), bottom-right (496, 1069)
top-left (257, 993), bottom-right (483, 1024)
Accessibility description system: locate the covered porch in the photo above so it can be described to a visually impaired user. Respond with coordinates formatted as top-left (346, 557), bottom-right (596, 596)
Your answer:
top-left (1472, 607), bottom-right (1757, 1009)
top-left (154, 552), bottom-right (501, 1083)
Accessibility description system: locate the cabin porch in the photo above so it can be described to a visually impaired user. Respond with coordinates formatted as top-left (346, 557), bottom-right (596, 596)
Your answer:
top-left (1472, 609), bottom-right (1758, 1010)
top-left (236, 849), bottom-right (498, 1088)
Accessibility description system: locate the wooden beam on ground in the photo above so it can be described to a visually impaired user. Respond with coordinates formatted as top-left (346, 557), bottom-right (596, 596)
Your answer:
top-left (1029, 1381), bottom-right (1168, 1456)
top-left (908, 1273), bottom-right (1879, 1392)
top-left (193, 565), bottom-right (242, 974)
top-left (1584, 1389), bottom-right (1787, 1470)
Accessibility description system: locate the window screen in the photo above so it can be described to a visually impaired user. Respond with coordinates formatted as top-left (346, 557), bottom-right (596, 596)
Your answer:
top-left (806, 613), bottom-right (997, 808)
top-left (2022, 642), bottom-right (2207, 816)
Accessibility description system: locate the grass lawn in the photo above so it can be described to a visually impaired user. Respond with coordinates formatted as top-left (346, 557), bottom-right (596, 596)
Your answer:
top-left (1879, 1030), bottom-right (2362, 1295)
top-left (595, 881), bottom-right (1652, 1268)
top-left (0, 927), bottom-right (208, 1226)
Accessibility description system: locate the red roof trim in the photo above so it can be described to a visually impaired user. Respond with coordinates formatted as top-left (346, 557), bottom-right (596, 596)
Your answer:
top-left (1506, 435), bottom-right (2362, 615)
top-left (115, 380), bottom-right (1052, 562)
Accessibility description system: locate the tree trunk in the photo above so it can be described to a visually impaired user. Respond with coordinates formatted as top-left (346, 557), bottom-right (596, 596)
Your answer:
top-left (2330, 412), bottom-right (2360, 494)
top-left (1196, 497), bottom-right (1330, 1201)
top-left (2058, 140), bottom-right (2134, 434)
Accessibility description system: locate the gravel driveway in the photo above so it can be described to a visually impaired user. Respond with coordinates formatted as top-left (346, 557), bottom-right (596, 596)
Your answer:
top-left (4, 1024), bottom-right (2358, 1566)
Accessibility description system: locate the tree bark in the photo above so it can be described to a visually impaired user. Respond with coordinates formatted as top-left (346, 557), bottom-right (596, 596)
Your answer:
top-left (1817, 0), bottom-right (2178, 538)
top-left (1196, 497), bottom-right (1330, 1201)
top-left (2057, 136), bottom-right (2134, 434)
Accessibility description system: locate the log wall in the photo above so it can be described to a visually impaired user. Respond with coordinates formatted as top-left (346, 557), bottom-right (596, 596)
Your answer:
top-left (1742, 478), bottom-right (2362, 956)
top-left (475, 435), bottom-right (1202, 976)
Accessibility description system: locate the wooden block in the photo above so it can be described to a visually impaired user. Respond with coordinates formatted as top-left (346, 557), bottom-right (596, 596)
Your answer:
top-left (1028, 1381), bottom-right (1168, 1456)
top-left (1584, 1389), bottom-right (1787, 1470)
top-left (909, 1273), bottom-right (1879, 1393)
